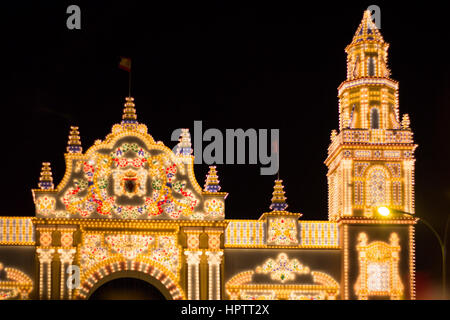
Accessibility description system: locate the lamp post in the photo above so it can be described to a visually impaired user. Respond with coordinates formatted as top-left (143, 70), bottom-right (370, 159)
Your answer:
top-left (377, 206), bottom-right (449, 299)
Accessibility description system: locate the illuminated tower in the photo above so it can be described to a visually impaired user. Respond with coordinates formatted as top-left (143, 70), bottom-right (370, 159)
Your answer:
top-left (325, 10), bottom-right (418, 220)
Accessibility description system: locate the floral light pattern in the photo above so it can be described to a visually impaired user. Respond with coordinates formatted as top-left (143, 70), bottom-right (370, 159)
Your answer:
top-left (61, 143), bottom-right (198, 219)
top-left (105, 234), bottom-right (154, 260)
top-left (267, 217), bottom-right (298, 245)
top-left (255, 253), bottom-right (309, 283)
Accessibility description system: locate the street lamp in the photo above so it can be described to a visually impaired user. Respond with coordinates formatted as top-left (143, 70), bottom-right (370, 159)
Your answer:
top-left (377, 206), bottom-right (390, 217)
top-left (377, 206), bottom-right (449, 299)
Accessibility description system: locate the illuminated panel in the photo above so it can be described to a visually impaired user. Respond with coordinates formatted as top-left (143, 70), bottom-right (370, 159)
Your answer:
top-left (225, 221), bottom-right (265, 247)
top-left (0, 218), bottom-right (35, 245)
top-left (225, 221), bottom-right (339, 248)
top-left (299, 222), bottom-right (339, 247)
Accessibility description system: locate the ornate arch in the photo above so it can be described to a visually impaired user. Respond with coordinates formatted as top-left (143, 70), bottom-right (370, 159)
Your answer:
top-left (354, 232), bottom-right (404, 299)
top-left (75, 259), bottom-right (185, 300)
top-left (370, 107), bottom-right (380, 129)
top-left (225, 253), bottom-right (340, 300)
top-left (0, 265), bottom-right (33, 300)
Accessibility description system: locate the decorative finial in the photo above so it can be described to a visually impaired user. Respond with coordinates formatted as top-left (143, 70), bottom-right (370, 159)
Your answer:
top-left (269, 179), bottom-right (288, 211)
top-left (67, 126), bottom-right (82, 153)
top-left (176, 129), bottom-right (193, 156)
top-left (331, 129), bottom-right (337, 141)
top-left (38, 162), bottom-right (54, 190)
top-left (204, 166), bottom-right (221, 192)
top-left (122, 97), bottom-right (137, 123)
top-left (401, 114), bottom-right (410, 130)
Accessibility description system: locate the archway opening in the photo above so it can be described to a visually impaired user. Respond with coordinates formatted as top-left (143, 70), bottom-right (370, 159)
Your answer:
top-left (89, 277), bottom-right (167, 300)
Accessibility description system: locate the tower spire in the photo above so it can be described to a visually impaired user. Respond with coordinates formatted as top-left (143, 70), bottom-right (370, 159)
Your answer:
top-left (204, 166), bottom-right (221, 192)
top-left (269, 179), bottom-right (288, 211)
top-left (122, 97), bottom-right (137, 124)
top-left (67, 126), bottom-right (82, 153)
top-left (38, 162), bottom-right (54, 190)
top-left (350, 10), bottom-right (384, 45)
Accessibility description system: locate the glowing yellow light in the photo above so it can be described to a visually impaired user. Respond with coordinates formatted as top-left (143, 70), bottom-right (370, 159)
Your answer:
top-left (377, 206), bottom-right (391, 217)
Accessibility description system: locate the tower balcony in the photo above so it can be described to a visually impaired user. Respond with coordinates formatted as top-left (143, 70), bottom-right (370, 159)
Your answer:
top-left (328, 128), bottom-right (415, 156)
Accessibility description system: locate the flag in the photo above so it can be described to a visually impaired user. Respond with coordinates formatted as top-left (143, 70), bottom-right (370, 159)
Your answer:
top-left (119, 57), bottom-right (131, 72)
top-left (272, 139), bottom-right (278, 154)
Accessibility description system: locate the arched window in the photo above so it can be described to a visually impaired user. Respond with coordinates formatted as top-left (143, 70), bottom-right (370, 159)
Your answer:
top-left (367, 168), bottom-right (387, 206)
top-left (355, 233), bottom-right (404, 300)
top-left (368, 57), bottom-right (375, 76)
top-left (370, 108), bottom-right (380, 129)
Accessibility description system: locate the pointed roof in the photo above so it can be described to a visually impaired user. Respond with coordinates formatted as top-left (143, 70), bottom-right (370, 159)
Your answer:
top-left (122, 97), bottom-right (137, 123)
top-left (349, 10), bottom-right (384, 47)
top-left (259, 179), bottom-right (302, 220)
top-left (204, 166), bottom-right (221, 192)
top-left (38, 162), bottom-right (54, 190)
top-left (269, 179), bottom-right (288, 211)
top-left (67, 126), bottom-right (82, 153)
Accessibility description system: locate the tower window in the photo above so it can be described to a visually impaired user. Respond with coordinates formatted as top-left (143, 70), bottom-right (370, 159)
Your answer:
top-left (368, 168), bottom-right (386, 206)
top-left (368, 57), bottom-right (375, 76)
top-left (371, 108), bottom-right (380, 129)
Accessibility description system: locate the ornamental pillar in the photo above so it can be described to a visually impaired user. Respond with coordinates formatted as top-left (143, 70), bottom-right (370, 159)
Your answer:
top-left (36, 226), bottom-right (56, 300)
top-left (183, 226), bottom-right (203, 300)
top-left (36, 248), bottom-right (55, 300)
top-left (205, 251), bottom-right (223, 300)
top-left (57, 226), bottom-right (77, 300)
top-left (342, 159), bottom-right (353, 216)
top-left (205, 227), bottom-right (224, 300)
top-left (403, 160), bottom-right (414, 214)
top-left (57, 248), bottom-right (76, 300)
top-left (381, 88), bottom-right (388, 129)
top-left (184, 250), bottom-right (202, 300)
top-left (360, 87), bottom-right (369, 128)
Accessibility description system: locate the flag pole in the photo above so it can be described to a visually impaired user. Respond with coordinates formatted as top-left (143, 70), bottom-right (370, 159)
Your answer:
top-left (119, 57), bottom-right (132, 97)
top-left (128, 67), bottom-right (131, 97)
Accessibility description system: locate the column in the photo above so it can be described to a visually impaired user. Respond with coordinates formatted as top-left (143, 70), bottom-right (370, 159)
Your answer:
top-left (183, 227), bottom-right (203, 300)
top-left (184, 250), bottom-right (202, 300)
top-left (360, 88), bottom-right (369, 128)
top-left (205, 251), bottom-right (223, 300)
top-left (403, 160), bottom-right (414, 213)
top-left (58, 248), bottom-right (76, 300)
top-left (36, 248), bottom-right (55, 300)
top-left (342, 159), bottom-right (353, 216)
top-left (57, 226), bottom-right (77, 300)
top-left (205, 228), bottom-right (224, 300)
top-left (381, 88), bottom-right (388, 128)
top-left (36, 226), bottom-right (56, 300)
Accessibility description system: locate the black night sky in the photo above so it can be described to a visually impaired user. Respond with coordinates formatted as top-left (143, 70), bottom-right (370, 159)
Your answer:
top-left (3, 1), bottom-right (450, 298)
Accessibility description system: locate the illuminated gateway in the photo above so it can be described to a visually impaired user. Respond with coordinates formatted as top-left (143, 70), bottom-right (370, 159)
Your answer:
top-left (0, 11), bottom-right (417, 300)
